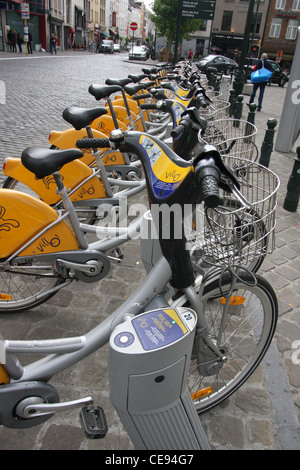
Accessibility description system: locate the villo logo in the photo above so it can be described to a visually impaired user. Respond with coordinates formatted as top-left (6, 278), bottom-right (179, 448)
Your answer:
top-left (291, 80), bottom-right (300, 105)
top-left (0, 205), bottom-right (20, 232)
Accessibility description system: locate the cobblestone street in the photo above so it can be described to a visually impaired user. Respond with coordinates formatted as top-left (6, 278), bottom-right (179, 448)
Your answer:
top-left (0, 50), bottom-right (299, 450)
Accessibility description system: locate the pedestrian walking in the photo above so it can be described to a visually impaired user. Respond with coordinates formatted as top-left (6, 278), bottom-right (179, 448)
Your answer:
top-left (188, 49), bottom-right (193, 60)
top-left (7, 29), bottom-right (13, 51)
top-left (50, 33), bottom-right (57, 55)
top-left (27, 32), bottom-right (33, 54)
top-left (17, 32), bottom-right (23, 53)
top-left (10, 30), bottom-right (17, 52)
top-left (248, 53), bottom-right (273, 111)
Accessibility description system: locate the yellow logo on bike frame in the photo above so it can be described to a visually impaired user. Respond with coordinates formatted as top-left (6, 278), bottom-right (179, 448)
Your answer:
top-left (139, 135), bottom-right (192, 183)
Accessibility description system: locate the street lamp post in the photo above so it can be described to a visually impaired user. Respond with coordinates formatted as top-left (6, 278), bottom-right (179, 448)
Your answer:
top-left (233, 0), bottom-right (255, 97)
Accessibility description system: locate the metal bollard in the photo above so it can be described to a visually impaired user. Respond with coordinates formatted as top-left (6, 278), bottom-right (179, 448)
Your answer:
top-left (259, 118), bottom-right (277, 168)
top-left (206, 66), bottom-right (217, 82)
top-left (233, 95), bottom-right (243, 127)
top-left (214, 74), bottom-right (221, 92)
top-left (245, 103), bottom-right (256, 137)
top-left (283, 146), bottom-right (300, 212)
top-left (209, 73), bottom-right (216, 88)
top-left (229, 89), bottom-right (236, 117)
top-left (247, 103), bottom-right (257, 125)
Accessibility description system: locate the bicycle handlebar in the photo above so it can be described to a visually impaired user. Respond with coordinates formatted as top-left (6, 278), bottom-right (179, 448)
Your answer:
top-left (75, 133), bottom-right (222, 209)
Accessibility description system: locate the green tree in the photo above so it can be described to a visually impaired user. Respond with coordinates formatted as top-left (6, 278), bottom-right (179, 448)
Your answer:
top-left (151, 0), bottom-right (203, 61)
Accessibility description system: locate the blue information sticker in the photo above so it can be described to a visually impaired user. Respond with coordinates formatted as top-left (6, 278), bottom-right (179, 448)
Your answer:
top-left (132, 309), bottom-right (187, 351)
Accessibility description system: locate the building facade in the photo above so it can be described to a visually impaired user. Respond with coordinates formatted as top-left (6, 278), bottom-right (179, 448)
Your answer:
top-left (0, 0), bottom-right (153, 51)
top-left (211, 0), bottom-right (270, 59)
top-left (210, 0), bottom-right (299, 68)
top-left (263, 0), bottom-right (300, 67)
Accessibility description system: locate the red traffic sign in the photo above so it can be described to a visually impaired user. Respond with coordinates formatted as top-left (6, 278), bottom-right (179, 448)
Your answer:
top-left (130, 22), bottom-right (138, 31)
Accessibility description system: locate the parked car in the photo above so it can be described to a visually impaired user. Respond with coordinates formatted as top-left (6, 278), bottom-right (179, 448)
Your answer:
top-left (113, 43), bottom-right (120, 52)
top-left (244, 57), bottom-right (260, 79)
top-left (268, 61), bottom-right (289, 87)
top-left (195, 55), bottom-right (238, 74)
top-left (98, 40), bottom-right (114, 54)
top-left (128, 45), bottom-right (148, 61)
top-left (245, 58), bottom-right (289, 87)
top-left (127, 42), bottom-right (137, 51)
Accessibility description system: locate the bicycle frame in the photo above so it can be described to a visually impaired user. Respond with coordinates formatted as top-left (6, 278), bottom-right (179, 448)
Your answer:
top-left (2, 253), bottom-right (225, 387)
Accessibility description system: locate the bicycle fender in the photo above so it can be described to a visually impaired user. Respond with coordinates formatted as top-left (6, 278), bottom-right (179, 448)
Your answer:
top-left (93, 111), bottom-right (127, 135)
top-left (3, 158), bottom-right (106, 205)
top-left (0, 189), bottom-right (78, 259)
top-left (107, 106), bottom-right (145, 131)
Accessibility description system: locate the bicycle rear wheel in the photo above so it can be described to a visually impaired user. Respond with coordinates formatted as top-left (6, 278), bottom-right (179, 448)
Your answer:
top-left (172, 272), bottom-right (278, 412)
top-left (0, 263), bottom-right (67, 313)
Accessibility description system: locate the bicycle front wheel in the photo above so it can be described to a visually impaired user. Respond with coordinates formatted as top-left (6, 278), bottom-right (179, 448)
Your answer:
top-left (173, 272), bottom-right (278, 412)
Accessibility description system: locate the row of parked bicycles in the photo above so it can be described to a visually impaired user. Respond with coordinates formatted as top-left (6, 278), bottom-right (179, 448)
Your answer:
top-left (0, 60), bottom-right (280, 449)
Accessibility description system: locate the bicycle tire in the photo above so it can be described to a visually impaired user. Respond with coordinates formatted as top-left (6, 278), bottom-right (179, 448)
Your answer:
top-left (0, 263), bottom-right (68, 313)
top-left (172, 271), bottom-right (278, 412)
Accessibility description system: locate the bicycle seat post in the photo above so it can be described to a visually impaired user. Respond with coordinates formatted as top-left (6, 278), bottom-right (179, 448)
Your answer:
top-left (85, 125), bottom-right (113, 198)
top-left (53, 171), bottom-right (88, 249)
top-left (105, 97), bottom-right (120, 130)
top-left (119, 88), bottom-right (136, 130)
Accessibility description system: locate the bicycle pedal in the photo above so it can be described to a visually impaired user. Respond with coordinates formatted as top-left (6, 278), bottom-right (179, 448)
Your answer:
top-left (79, 405), bottom-right (108, 439)
top-left (109, 247), bottom-right (124, 262)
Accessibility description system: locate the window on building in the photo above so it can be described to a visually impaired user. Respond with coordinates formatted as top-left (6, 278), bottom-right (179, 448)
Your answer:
top-left (221, 11), bottom-right (233, 32)
top-left (275, 0), bottom-right (286, 9)
top-left (269, 18), bottom-right (282, 38)
top-left (292, 0), bottom-right (300, 10)
top-left (285, 19), bottom-right (299, 39)
top-left (250, 13), bottom-right (262, 34)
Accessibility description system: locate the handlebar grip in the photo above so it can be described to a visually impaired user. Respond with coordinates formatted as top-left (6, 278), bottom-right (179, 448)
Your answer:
top-left (195, 158), bottom-right (221, 208)
top-left (201, 175), bottom-right (221, 208)
top-left (170, 123), bottom-right (186, 138)
top-left (140, 103), bottom-right (157, 110)
top-left (196, 96), bottom-right (209, 109)
top-left (76, 138), bottom-right (110, 149)
top-left (133, 93), bottom-right (151, 100)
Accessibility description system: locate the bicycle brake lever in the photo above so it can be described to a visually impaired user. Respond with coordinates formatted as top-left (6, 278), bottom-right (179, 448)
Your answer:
top-left (226, 181), bottom-right (253, 210)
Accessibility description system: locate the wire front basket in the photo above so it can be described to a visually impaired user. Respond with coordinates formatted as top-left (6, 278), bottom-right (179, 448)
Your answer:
top-left (200, 118), bottom-right (258, 167)
top-left (199, 99), bottom-right (230, 121)
top-left (186, 157), bottom-right (280, 270)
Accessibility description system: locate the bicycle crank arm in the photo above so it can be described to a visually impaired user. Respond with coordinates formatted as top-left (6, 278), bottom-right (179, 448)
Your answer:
top-left (56, 258), bottom-right (101, 274)
top-left (16, 396), bottom-right (93, 419)
top-left (54, 251), bottom-right (111, 283)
